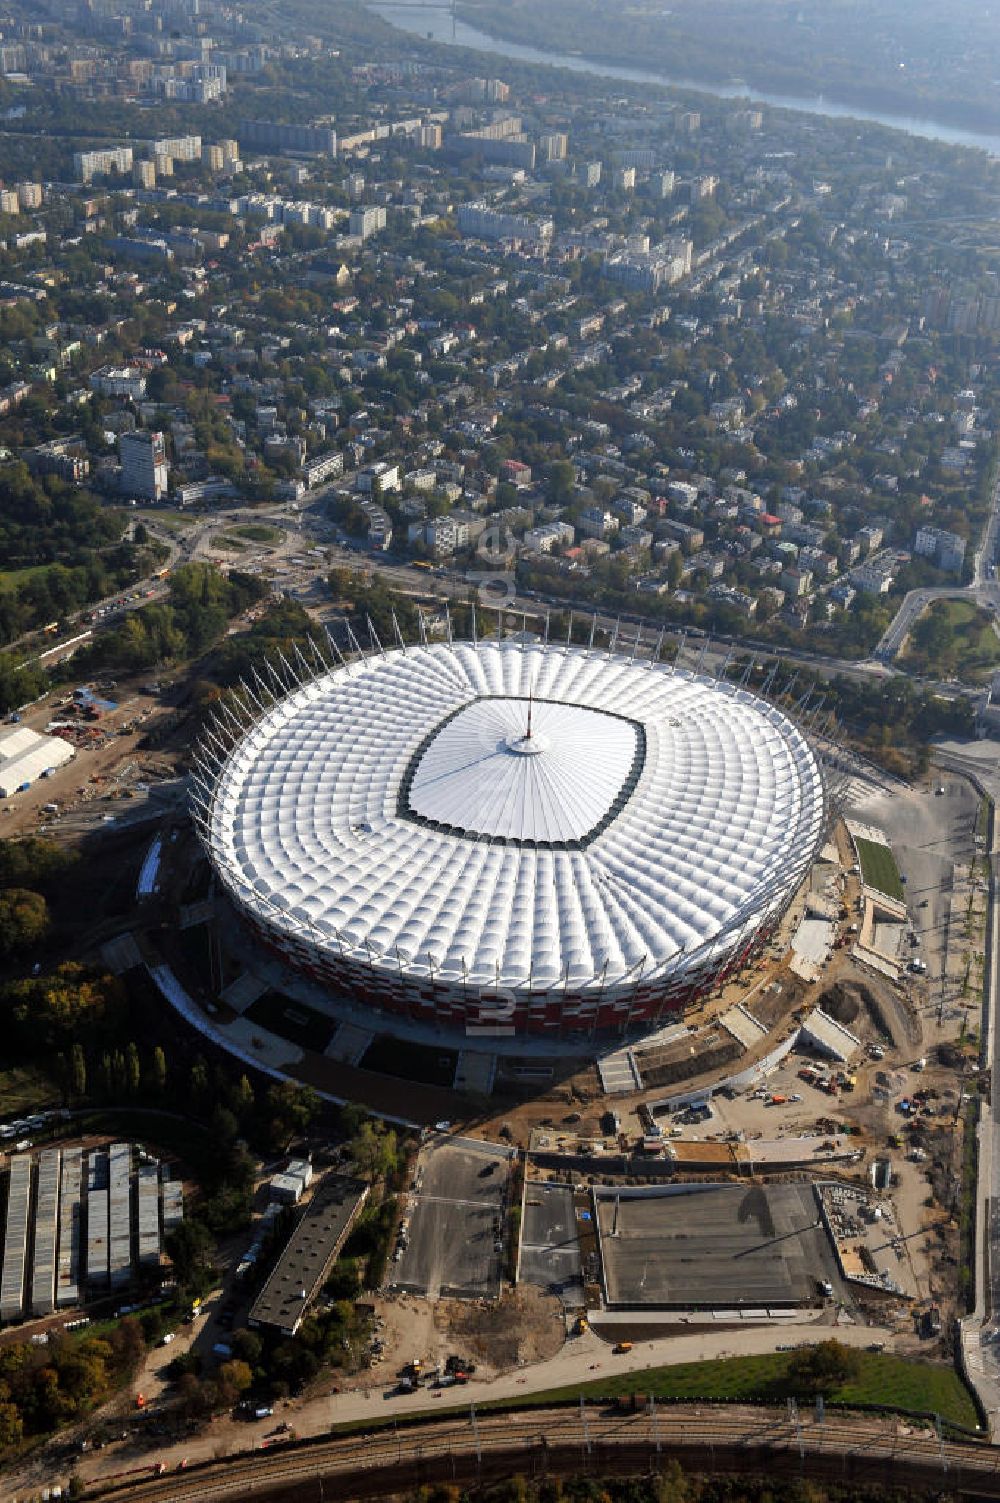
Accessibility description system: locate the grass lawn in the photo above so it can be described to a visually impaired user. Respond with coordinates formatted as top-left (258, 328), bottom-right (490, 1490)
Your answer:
top-left (0, 562), bottom-right (68, 590)
top-left (488, 1350), bottom-right (979, 1432)
top-left (231, 523), bottom-right (283, 544)
top-left (0, 1064), bottom-right (59, 1116)
top-left (133, 508), bottom-right (194, 532)
top-left (855, 836), bottom-right (904, 901)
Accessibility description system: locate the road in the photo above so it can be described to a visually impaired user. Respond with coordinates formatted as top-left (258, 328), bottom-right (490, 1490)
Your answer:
top-left (928, 736), bottom-right (1000, 1430)
top-left (15, 482), bottom-right (991, 716)
top-left (49, 1401), bottom-right (995, 1503)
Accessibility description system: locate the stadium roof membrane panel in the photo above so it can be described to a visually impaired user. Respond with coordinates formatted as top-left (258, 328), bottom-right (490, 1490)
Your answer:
top-left (207, 641), bottom-right (825, 993)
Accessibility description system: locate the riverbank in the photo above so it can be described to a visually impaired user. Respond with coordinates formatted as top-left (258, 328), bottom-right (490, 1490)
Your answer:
top-left (372, 3), bottom-right (1000, 156)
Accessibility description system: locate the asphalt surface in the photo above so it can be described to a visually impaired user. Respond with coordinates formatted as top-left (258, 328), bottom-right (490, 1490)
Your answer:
top-left (519, 1181), bottom-right (584, 1308)
top-left (595, 1183), bottom-right (840, 1309)
top-left (391, 1135), bottom-right (509, 1300)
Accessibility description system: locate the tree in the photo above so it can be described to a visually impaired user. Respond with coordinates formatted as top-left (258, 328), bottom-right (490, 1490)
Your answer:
top-left (166, 1220), bottom-right (215, 1287)
top-left (0, 1400), bottom-right (23, 1450)
top-left (150, 1046), bottom-right (166, 1095)
top-left (69, 1043), bottom-right (86, 1099)
top-left (787, 1339), bottom-right (861, 1395)
top-left (264, 1081), bottom-right (318, 1146)
top-left (218, 1359), bottom-right (253, 1395)
top-left (350, 1121), bottom-right (398, 1182)
top-left (230, 1329), bottom-right (262, 1366)
top-left (125, 1042), bottom-right (140, 1096)
top-left (0, 838), bottom-right (74, 891)
top-left (189, 1058), bottom-right (209, 1103)
top-left (546, 459), bottom-right (576, 505)
top-left (350, 1120), bottom-right (382, 1180)
top-left (209, 1104), bottom-right (238, 1146)
top-left (232, 1074), bottom-right (254, 1119)
top-left (0, 888), bottom-right (48, 956)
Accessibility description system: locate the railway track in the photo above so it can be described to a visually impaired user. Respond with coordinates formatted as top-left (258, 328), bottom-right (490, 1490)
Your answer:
top-left (81, 1404), bottom-right (1000, 1502)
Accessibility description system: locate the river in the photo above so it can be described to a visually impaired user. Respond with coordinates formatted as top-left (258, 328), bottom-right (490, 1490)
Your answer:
top-left (373, 3), bottom-right (1000, 157)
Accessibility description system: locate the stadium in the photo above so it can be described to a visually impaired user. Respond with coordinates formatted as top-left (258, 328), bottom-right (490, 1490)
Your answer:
top-left (192, 638), bottom-right (827, 1040)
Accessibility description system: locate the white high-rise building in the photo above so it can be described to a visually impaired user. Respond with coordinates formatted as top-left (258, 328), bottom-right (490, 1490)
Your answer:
top-left (349, 205), bottom-right (387, 241)
top-left (120, 431), bottom-right (168, 502)
top-left (74, 146), bottom-right (133, 184)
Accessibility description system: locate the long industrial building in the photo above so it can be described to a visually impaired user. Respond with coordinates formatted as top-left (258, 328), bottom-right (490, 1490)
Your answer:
top-left (249, 1175), bottom-right (367, 1336)
top-left (196, 639), bottom-right (826, 1040)
top-left (109, 1142), bottom-right (132, 1292)
top-left (30, 1149), bottom-right (60, 1317)
top-left (0, 1156), bottom-right (31, 1322)
top-left (0, 1144), bottom-right (182, 1324)
top-left (57, 1147), bottom-right (83, 1308)
top-left (86, 1150), bottom-right (109, 1291)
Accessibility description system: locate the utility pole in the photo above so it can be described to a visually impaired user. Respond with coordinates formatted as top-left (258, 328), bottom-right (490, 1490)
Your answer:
top-left (470, 1401), bottom-right (482, 1471)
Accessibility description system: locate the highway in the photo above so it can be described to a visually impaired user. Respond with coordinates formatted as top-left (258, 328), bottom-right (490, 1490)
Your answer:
top-left (79, 1402), bottom-right (996, 1503)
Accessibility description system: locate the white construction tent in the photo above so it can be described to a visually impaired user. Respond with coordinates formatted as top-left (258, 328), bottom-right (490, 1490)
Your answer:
top-left (0, 726), bottom-right (74, 797)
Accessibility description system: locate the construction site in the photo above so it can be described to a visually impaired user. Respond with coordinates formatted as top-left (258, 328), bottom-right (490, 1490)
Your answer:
top-left (0, 631), bottom-right (985, 1395)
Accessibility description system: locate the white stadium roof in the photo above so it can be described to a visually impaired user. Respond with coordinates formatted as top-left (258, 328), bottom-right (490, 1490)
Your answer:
top-left (205, 641), bottom-right (826, 995)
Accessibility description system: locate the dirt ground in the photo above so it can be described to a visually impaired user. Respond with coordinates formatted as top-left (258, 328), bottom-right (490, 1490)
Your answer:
top-left (336, 1283), bottom-right (564, 1396)
top-left (1, 674), bottom-right (185, 841)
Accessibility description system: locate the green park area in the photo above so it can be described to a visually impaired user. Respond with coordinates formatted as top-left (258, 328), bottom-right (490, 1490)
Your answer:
top-left (903, 598), bottom-right (1000, 684)
top-left (854, 837), bottom-right (904, 900)
top-left (230, 523), bottom-right (283, 544)
top-left (498, 1346), bottom-right (979, 1433)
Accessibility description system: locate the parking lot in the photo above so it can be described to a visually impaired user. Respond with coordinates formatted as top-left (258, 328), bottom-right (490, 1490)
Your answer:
top-left (595, 1183), bottom-right (841, 1309)
top-left (391, 1136), bottom-right (510, 1301)
top-left (849, 776), bottom-right (979, 986)
top-left (519, 1182), bottom-right (584, 1308)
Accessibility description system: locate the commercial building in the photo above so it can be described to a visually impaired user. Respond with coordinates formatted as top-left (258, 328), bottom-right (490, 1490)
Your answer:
top-left (524, 521), bottom-right (574, 554)
top-left (89, 366), bottom-right (147, 401)
top-left (238, 120), bottom-right (337, 157)
top-left (25, 437), bottom-right (90, 483)
top-left (303, 451), bottom-right (344, 488)
top-left (74, 146), bottom-right (133, 184)
top-left (249, 1175), bottom-right (368, 1335)
top-left (539, 131), bottom-right (569, 162)
top-left (120, 430), bottom-right (168, 502)
top-left (914, 525), bottom-right (967, 573)
top-left (149, 134), bottom-right (201, 163)
top-left (457, 202), bottom-right (553, 246)
top-left (349, 205), bottom-right (387, 241)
